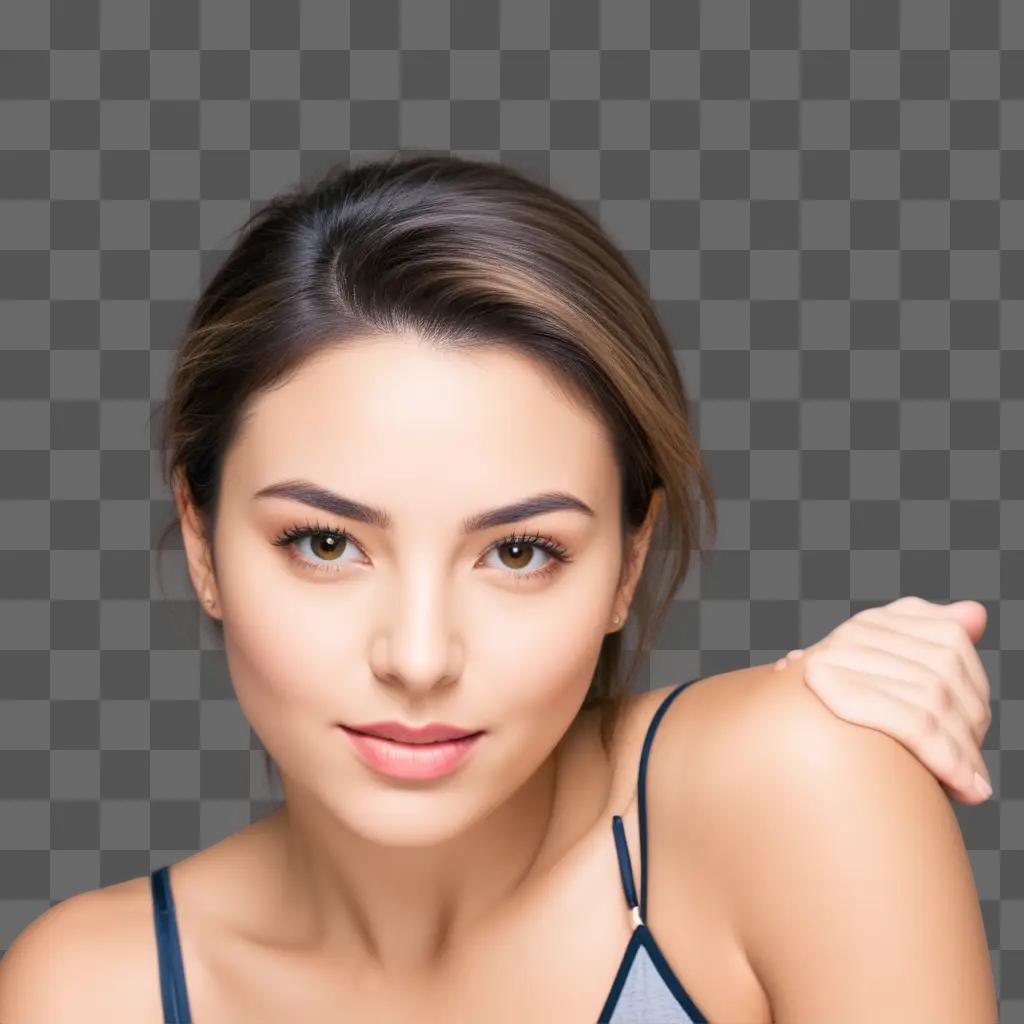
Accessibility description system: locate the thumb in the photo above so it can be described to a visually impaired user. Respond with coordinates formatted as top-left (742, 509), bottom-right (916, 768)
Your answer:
top-left (946, 600), bottom-right (988, 644)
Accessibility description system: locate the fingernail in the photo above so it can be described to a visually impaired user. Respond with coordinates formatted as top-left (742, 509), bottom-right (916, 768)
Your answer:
top-left (973, 771), bottom-right (993, 800)
top-left (774, 657), bottom-right (788, 670)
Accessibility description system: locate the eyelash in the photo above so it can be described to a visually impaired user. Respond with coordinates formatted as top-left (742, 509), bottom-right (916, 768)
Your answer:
top-left (270, 519), bottom-right (575, 585)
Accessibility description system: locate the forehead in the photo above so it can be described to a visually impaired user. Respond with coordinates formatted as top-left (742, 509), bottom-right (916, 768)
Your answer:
top-left (223, 333), bottom-right (620, 514)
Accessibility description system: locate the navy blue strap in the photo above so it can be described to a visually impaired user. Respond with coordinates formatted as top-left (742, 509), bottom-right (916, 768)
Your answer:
top-left (150, 866), bottom-right (193, 1023)
top-left (638, 678), bottom-right (699, 922)
top-left (611, 814), bottom-right (639, 915)
top-left (611, 678), bottom-right (701, 925)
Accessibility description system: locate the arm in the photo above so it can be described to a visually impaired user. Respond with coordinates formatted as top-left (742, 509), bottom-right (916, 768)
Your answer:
top-left (692, 666), bottom-right (997, 1023)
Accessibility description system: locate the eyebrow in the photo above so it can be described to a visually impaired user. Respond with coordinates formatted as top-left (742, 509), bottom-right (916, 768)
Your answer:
top-left (252, 480), bottom-right (596, 533)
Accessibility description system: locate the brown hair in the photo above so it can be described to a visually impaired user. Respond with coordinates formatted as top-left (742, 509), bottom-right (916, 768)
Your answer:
top-left (153, 153), bottom-right (716, 793)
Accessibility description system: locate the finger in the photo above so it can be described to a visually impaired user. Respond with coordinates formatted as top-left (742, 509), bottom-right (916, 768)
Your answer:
top-left (774, 649), bottom-right (805, 671)
top-left (807, 635), bottom-right (989, 747)
top-left (804, 661), bottom-right (990, 804)
top-left (827, 661), bottom-right (991, 794)
top-left (831, 614), bottom-right (991, 741)
top-left (859, 607), bottom-right (988, 706)
top-left (858, 603), bottom-right (991, 716)
top-left (807, 637), bottom-right (990, 753)
top-left (803, 656), bottom-right (991, 804)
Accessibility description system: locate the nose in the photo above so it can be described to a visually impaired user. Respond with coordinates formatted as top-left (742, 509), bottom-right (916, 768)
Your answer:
top-left (369, 584), bottom-right (463, 695)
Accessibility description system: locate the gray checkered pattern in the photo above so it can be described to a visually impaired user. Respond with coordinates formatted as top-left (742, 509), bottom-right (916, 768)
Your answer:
top-left (0, 0), bottom-right (1020, 1016)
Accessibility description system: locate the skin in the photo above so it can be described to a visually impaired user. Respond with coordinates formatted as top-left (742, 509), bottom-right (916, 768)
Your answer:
top-left (778, 598), bottom-right (994, 803)
top-left (649, 662), bottom-right (998, 1021)
top-left (0, 330), bottom-right (995, 1020)
top-left (179, 331), bottom-right (659, 976)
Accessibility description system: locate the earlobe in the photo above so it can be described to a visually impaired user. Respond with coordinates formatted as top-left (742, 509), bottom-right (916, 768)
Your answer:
top-left (614, 487), bottom-right (663, 623)
top-left (174, 475), bottom-right (220, 617)
top-left (204, 595), bottom-right (223, 622)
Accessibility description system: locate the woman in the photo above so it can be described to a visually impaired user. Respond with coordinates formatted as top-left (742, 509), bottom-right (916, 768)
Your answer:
top-left (0, 156), bottom-right (996, 1021)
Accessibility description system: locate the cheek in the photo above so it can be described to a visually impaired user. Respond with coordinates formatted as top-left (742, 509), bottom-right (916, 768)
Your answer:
top-left (464, 580), bottom-right (614, 772)
top-left (213, 534), bottom-right (356, 753)
top-left (472, 593), bottom-right (609, 717)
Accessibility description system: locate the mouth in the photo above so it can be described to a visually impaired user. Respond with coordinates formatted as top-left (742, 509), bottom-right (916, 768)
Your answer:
top-left (345, 727), bottom-right (484, 744)
top-left (342, 720), bottom-right (485, 744)
top-left (339, 726), bottom-right (486, 781)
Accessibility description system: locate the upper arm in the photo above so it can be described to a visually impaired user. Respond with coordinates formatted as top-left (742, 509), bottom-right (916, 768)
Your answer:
top-left (668, 664), bottom-right (998, 1024)
top-left (0, 885), bottom-right (157, 1023)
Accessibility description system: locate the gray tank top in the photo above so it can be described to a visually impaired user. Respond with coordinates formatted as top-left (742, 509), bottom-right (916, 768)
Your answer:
top-left (151, 678), bottom-right (708, 1023)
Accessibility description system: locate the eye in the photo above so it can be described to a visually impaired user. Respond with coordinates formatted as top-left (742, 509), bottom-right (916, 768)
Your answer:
top-left (270, 521), bottom-right (574, 584)
top-left (271, 520), bottom-right (366, 576)
top-left (478, 531), bottom-right (573, 584)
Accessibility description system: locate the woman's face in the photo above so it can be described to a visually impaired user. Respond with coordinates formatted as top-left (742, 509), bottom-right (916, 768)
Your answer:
top-left (179, 332), bottom-right (653, 846)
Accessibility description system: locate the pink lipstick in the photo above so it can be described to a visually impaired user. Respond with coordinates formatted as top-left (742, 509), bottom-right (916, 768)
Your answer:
top-left (339, 721), bottom-right (485, 780)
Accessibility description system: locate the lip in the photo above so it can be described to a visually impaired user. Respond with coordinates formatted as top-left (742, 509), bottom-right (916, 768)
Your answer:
top-left (340, 726), bottom-right (485, 781)
top-left (344, 721), bottom-right (482, 744)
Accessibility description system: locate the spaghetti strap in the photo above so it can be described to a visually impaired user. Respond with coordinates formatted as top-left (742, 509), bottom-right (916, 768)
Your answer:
top-left (150, 865), bottom-right (193, 1023)
top-left (611, 677), bottom-right (702, 926)
top-left (638, 678), bottom-right (700, 922)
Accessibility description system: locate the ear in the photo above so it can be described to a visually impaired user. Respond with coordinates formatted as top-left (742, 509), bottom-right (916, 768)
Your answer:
top-left (609, 487), bottom-right (663, 633)
top-left (173, 473), bottom-right (222, 619)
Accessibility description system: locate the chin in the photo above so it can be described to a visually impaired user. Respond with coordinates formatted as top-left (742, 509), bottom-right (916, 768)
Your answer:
top-left (333, 788), bottom-right (493, 849)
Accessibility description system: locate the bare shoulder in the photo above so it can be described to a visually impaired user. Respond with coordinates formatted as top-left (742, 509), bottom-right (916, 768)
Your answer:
top-left (646, 656), bottom-right (972, 837)
top-left (644, 656), bottom-right (956, 829)
top-left (0, 874), bottom-right (163, 1023)
top-left (648, 661), bottom-right (998, 1022)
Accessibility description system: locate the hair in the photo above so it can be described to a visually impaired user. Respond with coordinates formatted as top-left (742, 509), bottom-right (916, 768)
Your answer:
top-left (153, 153), bottom-right (717, 795)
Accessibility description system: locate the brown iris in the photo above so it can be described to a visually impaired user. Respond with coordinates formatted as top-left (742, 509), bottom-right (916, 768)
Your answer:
top-left (309, 532), bottom-right (346, 560)
top-left (497, 540), bottom-right (533, 570)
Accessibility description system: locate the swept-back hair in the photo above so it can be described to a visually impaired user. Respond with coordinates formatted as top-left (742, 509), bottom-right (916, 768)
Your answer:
top-left (154, 154), bottom-right (716, 790)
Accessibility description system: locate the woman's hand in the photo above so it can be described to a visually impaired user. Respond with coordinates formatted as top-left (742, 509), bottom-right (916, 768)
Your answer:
top-left (774, 596), bottom-right (993, 805)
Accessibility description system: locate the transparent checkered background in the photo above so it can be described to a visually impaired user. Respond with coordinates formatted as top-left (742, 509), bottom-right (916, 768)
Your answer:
top-left (0, 0), bottom-right (1021, 1015)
